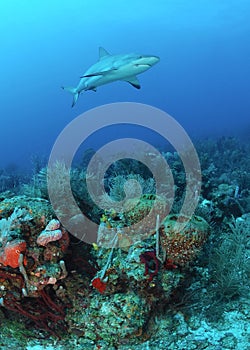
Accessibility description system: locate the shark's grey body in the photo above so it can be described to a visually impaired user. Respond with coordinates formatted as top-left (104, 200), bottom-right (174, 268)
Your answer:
top-left (62, 47), bottom-right (160, 107)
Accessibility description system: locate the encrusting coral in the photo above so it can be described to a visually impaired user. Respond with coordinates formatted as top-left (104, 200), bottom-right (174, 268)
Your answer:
top-left (66, 204), bottom-right (210, 344)
top-left (0, 195), bottom-right (70, 336)
top-left (0, 239), bottom-right (27, 268)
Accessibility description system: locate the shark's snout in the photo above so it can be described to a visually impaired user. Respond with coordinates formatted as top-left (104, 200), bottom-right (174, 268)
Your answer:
top-left (134, 55), bottom-right (160, 68)
top-left (148, 55), bottom-right (160, 66)
top-left (134, 55), bottom-right (160, 67)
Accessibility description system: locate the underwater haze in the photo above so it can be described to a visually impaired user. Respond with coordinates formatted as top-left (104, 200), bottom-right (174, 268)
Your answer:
top-left (0, 0), bottom-right (250, 169)
top-left (1, 1), bottom-right (250, 348)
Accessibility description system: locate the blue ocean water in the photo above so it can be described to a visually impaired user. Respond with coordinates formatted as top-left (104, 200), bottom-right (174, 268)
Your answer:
top-left (0, 2), bottom-right (250, 347)
top-left (0, 0), bottom-right (249, 170)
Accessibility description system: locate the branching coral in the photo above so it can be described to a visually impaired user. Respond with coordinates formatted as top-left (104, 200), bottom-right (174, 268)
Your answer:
top-left (209, 215), bottom-right (250, 300)
top-left (3, 287), bottom-right (67, 338)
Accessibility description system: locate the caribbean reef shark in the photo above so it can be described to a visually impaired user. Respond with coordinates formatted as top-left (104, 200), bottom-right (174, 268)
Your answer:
top-left (62, 47), bottom-right (160, 107)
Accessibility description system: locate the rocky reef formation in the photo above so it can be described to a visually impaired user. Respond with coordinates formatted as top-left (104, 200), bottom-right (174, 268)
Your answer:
top-left (0, 195), bottom-right (69, 336)
top-left (0, 192), bottom-right (210, 345)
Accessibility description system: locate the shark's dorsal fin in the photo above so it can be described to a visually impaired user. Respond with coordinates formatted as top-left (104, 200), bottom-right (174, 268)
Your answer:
top-left (123, 76), bottom-right (141, 89)
top-left (99, 47), bottom-right (111, 59)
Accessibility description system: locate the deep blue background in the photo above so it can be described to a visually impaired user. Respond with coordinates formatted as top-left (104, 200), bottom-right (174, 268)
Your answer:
top-left (0, 0), bottom-right (249, 170)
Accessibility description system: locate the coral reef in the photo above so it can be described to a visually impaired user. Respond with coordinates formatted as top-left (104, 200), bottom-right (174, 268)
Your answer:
top-left (0, 191), bottom-right (210, 344)
top-left (60, 205), bottom-right (209, 345)
top-left (66, 290), bottom-right (151, 344)
top-left (0, 137), bottom-right (249, 348)
top-left (0, 195), bottom-right (70, 336)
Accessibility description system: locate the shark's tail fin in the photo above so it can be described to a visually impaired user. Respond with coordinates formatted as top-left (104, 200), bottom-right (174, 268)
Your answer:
top-left (62, 86), bottom-right (79, 107)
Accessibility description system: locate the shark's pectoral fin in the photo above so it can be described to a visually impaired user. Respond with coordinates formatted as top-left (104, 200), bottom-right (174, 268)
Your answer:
top-left (81, 68), bottom-right (118, 78)
top-left (123, 76), bottom-right (141, 89)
